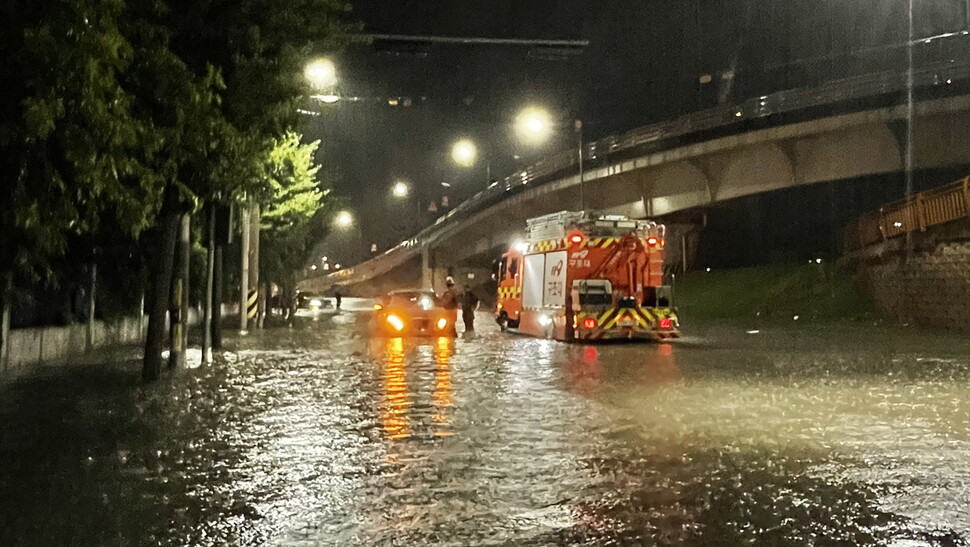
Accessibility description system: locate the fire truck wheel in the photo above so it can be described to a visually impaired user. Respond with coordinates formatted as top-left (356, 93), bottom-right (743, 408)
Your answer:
top-left (497, 314), bottom-right (509, 331)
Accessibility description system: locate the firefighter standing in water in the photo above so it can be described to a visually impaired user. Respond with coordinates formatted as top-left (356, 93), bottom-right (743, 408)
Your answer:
top-left (439, 277), bottom-right (461, 336)
top-left (461, 284), bottom-right (479, 332)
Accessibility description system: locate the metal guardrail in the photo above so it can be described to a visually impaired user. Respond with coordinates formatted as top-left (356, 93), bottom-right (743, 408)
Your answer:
top-left (326, 36), bottom-right (970, 285)
top-left (842, 176), bottom-right (970, 252)
top-left (425, 56), bottom-right (970, 245)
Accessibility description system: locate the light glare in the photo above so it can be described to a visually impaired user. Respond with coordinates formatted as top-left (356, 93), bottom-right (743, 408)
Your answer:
top-left (305, 58), bottom-right (337, 89)
top-left (451, 139), bottom-right (477, 167)
top-left (335, 210), bottom-right (353, 228)
top-left (515, 106), bottom-right (553, 145)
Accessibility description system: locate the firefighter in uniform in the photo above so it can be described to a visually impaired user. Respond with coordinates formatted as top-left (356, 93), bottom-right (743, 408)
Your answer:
top-left (439, 277), bottom-right (461, 336)
top-left (461, 284), bottom-right (479, 332)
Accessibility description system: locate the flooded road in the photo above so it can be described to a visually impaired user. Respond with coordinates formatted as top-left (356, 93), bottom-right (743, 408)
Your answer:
top-left (2, 300), bottom-right (969, 545)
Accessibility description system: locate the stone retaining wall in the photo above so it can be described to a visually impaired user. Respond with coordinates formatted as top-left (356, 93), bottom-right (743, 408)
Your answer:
top-left (848, 220), bottom-right (970, 330)
top-left (1, 305), bottom-right (241, 371)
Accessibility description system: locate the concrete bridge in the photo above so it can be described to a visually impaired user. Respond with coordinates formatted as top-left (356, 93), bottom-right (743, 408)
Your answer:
top-left (302, 55), bottom-right (970, 297)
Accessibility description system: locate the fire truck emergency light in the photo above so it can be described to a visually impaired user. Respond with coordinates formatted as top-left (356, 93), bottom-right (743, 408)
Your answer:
top-left (569, 234), bottom-right (584, 244)
top-left (659, 317), bottom-right (672, 330)
top-left (582, 317), bottom-right (598, 329)
top-left (646, 236), bottom-right (659, 246)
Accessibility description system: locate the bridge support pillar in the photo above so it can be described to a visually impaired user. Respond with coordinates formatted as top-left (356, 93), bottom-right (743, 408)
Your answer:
top-left (421, 247), bottom-right (434, 291)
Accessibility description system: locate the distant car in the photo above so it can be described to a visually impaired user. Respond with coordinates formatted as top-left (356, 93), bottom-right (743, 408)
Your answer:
top-left (370, 289), bottom-right (457, 337)
top-left (296, 292), bottom-right (332, 311)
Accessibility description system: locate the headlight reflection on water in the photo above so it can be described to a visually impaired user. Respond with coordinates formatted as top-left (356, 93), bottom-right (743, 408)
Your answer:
top-left (379, 337), bottom-right (455, 442)
top-left (381, 337), bottom-right (410, 440)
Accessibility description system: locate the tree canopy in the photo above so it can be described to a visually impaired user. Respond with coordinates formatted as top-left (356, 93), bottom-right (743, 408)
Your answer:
top-left (1, 0), bottom-right (352, 282)
top-left (260, 133), bottom-right (331, 291)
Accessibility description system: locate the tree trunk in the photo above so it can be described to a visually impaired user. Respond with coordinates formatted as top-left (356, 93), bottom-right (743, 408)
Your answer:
top-left (1, 270), bottom-right (11, 372)
top-left (212, 243), bottom-right (223, 349)
top-left (142, 194), bottom-right (181, 382)
top-left (169, 213), bottom-right (190, 370)
top-left (86, 261), bottom-right (97, 349)
top-left (202, 205), bottom-right (215, 364)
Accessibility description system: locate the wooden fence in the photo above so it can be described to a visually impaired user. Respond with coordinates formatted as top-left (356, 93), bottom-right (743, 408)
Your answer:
top-left (842, 176), bottom-right (970, 252)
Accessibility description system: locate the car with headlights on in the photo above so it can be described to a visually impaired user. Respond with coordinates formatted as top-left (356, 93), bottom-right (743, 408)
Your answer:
top-left (370, 289), bottom-right (457, 337)
top-left (295, 291), bottom-right (332, 315)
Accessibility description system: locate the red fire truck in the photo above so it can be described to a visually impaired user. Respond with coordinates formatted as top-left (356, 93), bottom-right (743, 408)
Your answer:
top-left (495, 211), bottom-right (679, 341)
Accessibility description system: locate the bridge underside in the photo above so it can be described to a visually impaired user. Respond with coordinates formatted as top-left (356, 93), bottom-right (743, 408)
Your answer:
top-left (430, 97), bottom-right (970, 267)
top-left (307, 95), bottom-right (970, 294)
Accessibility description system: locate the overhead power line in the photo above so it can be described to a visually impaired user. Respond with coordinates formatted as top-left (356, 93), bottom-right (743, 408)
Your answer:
top-left (369, 34), bottom-right (589, 48)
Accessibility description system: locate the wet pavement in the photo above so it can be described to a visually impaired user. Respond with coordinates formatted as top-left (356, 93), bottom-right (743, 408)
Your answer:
top-left (2, 299), bottom-right (970, 545)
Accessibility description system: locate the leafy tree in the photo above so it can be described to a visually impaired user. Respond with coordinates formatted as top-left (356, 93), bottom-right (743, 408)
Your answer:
top-left (0, 0), bottom-right (163, 363)
top-left (123, 0), bottom-right (352, 379)
top-left (259, 133), bottom-right (332, 307)
top-left (0, 0), bottom-right (155, 279)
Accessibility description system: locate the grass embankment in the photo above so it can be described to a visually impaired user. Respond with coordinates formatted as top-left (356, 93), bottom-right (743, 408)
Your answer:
top-left (674, 263), bottom-right (875, 325)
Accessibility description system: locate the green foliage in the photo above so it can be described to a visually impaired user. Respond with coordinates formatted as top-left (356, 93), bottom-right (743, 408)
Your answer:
top-left (1, 0), bottom-right (351, 275)
top-left (259, 133), bottom-right (332, 288)
top-left (675, 263), bottom-right (875, 325)
top-left (1, 0), bottom-right (153, 277)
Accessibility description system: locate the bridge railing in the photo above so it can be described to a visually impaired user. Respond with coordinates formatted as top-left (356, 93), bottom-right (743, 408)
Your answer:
top-left (329, 34), bottom-right (970, 284)
top-left (842, 176), bottom-right (970, 252)
top-left (419, 42), bottom-right (970, 248)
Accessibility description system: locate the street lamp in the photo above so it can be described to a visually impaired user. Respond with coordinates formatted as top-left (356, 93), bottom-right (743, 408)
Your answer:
top-left (334, 210), bottom-right (353, 228)
top-left (305, 58), bottom-right (337, 89)
top-left (451, 138), bottom-right (477, 167)
top-left (515, 106), bottom-right (553, 145)
top-left (392, 181), bottom-right (409, 198)
top-left (513, 106), bottom-right (584, 209)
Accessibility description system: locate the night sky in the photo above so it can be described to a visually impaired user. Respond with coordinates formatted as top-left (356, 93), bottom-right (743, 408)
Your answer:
top-left (305, 0), bottom-right (966, 266)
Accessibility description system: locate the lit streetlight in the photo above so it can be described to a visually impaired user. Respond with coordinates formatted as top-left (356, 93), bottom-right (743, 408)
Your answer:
top-left (392, 181), bottom-right (410, 198)
top-left (334, 210), bottom-right (354, 228)
top-left (305, 58), bottom-right (337, 89)
top-left (515, 106), bottom-right (553, 145)
top-left (451, 138), bottom-right (477, 167)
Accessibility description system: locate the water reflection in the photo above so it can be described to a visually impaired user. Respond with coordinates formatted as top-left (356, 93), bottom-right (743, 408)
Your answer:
top-left (381, 337), bottom-right (410, 440)
top-left (562, 343), bottom-right (683, 396)
top-left (638, 342), bottom-right (683, 385)
top-left (432, 337), bottom-right (454, 437)
top-left (377, 337), bottom-right (454, 441)
top-left (2, 315), bottom-right (969, 544)
top-left (562, 346), bottom-right (604, 395)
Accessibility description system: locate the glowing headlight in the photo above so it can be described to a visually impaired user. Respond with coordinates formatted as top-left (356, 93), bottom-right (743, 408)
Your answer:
top-left (309, 299), bottom-right (322, 307)
top-left (385, 314), bottom-right (405, 332)
top-left (436, 317), bottom-right (448, 330)
top-left (419, 297), bottom-right (433, 310)
top-left (538, 314), bottom-right (553, 327)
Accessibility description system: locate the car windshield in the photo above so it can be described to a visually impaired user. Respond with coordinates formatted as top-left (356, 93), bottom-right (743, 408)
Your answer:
top-left (387, 291), bottom-right (436, 309)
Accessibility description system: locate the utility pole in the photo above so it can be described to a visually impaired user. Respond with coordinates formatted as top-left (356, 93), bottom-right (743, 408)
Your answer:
top-left (249, 204), bottom-right (262, 329)
top-left (576, 119), bottom-right (585, 211)
top-left (239, 204), bottom-right (250, 334)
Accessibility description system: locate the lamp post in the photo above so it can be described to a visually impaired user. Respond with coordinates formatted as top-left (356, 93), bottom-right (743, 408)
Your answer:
top-left (575, 119), bottom-right (585, 212)
top-left (514, 106), bottom-right (584, 211)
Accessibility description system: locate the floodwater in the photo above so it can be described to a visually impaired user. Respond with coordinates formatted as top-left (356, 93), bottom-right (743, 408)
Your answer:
top-left (1, 299), bottom-right (969, 546)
